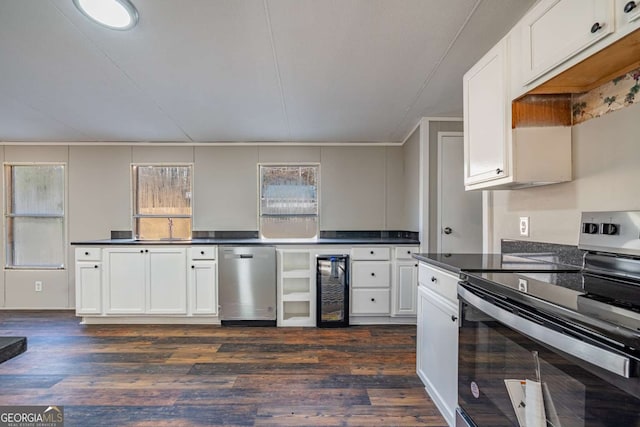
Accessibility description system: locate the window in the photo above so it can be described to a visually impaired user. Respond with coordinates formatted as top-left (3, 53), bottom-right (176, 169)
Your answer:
top-left (5, 164), bottom-right (65, 268)
top-left (259, 164), bottom-right (319, 239)
top-left (132, 165), bottom-right (192, 240)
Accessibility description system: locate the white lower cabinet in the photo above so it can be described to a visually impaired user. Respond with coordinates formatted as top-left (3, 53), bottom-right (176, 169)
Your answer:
top-left (76, 243), bottom-right (418, 325)
top-left (147, 248), bottom-right (187, 314)
top-left (104, 247), bottom-right (187, 315)
top-left (189, 261), bottom-right (217, 315)
top-left (391, 246), bottom-right (419, 318)
top-left (75, 254), bottom-right (102, 314)
top-left (392, 261), bottom-right (418, 316)
top-left (417, 285), bottom-right (459, 427)
top-left (350, 247), bottom-right (392, 320)
top-left (104, 248), bottom-right (147, 314)
top-left (417, 261), bottom-right (460, 427)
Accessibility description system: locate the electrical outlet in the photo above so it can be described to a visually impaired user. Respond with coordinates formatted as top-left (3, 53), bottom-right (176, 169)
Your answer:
top-left (519, 216), bottom-right (530, 237)
top-left (518, 278), bottom-right (528, 293)
top-left (35, 281), bottom-right (43, 292)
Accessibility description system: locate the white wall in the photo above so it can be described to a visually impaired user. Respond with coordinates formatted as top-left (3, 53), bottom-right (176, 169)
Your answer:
top-left (403, 129), bottom-right (420, 232)
top-left (69, 146), bottom-right (132, 240)
top-left (321, 146), bottom-right (387, 230)
top-left (194, 146), bottom-right (259, 231)
top-left (386, 146), bottom-right (405, 230)
top-left (1, 143), bottom-right (414, 308)
top-left (490, 102), bottom-right (640, 250)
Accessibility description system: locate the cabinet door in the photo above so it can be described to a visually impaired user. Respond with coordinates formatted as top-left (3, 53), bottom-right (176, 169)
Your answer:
top-left (392, 262), bottom-right (418, 316)
top-left (417, 286), bottom-right (458, 427)
top-left (463, 38), bottom-right (510, 187)
top-left (76, 262), bottom-right (102, 314)
top-left (616, 0), bottom-right (640, 32)
top-left (147, 248), bottom-right (187, 314)
top-left (105, 248), bottom-right (146, 314)
top-left (522, 0), bottom-right (613, 85)
top-left (189, 261), bottom-right (217, 315)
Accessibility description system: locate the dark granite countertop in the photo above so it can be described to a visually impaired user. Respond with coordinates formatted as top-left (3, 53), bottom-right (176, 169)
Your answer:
top-left (72, 238), bottom-right (420, 246)
top-left (412, 253), bottom-right (581, 274)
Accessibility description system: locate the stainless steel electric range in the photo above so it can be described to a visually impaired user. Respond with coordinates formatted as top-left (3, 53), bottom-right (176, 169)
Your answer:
top-left (457, 211), bottom-right (640, 427)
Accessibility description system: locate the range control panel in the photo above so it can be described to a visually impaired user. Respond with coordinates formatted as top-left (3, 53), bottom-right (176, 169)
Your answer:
top-left (582, 222), bottom-right (619, 235)
top-left (579, 211), bottom-right (640, 256)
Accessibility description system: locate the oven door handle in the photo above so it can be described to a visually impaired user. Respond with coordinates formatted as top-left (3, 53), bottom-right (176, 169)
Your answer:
top-left (458, 284), bottom-right (632, 378)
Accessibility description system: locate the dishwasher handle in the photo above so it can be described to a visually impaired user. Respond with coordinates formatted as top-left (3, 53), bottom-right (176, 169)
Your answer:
top-left (225, 254), bottom-right (254, 259)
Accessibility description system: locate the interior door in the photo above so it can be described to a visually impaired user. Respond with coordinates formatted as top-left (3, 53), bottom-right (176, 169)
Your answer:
top-left (438, 132), bottom-right (483, 253)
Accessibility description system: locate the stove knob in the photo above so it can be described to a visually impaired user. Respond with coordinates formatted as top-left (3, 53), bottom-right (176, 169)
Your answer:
top-left (600, 223), bottom-right (619, 235)
top-left (582, 222), bottom-right (599, 234)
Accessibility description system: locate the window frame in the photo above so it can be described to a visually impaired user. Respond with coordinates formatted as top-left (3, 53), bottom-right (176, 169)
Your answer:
top-left (258, 163), bottom-right (320, 240)
top-left (4, 162), bottom-right (67, 270)
top-left (131, 163), bottom-right (194, 241)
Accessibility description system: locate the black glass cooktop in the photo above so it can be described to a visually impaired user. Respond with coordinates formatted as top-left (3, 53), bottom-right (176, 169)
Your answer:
top-left (463, 270), bottom-right (640, 350)
top-left (414, 253), bottom-right (581, 274)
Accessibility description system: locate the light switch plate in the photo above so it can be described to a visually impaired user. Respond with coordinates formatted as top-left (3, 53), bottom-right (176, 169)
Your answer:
top-left (519, 217), bottom-right (530, 237)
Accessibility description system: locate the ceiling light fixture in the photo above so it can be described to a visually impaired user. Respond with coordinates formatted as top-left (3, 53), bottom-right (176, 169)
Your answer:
top-left (73, 0), bottom-right (139, 30)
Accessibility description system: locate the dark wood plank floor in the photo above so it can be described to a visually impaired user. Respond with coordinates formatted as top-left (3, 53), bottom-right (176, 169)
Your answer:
top-left (0, 311), bottom-right (446, 427)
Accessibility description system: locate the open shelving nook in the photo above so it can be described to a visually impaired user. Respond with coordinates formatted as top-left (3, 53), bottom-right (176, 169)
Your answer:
top-left (277, 249), bottom-right (315, 326)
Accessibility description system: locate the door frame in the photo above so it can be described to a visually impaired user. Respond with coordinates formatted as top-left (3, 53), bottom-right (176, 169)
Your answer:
top-left (436, 131), bottom-right (483, 253)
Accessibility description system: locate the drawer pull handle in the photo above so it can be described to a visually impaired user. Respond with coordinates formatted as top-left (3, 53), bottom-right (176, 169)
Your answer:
top-left (140, 250), bottom-right (144, 253)
top-left (145, 249), bottom-right (149, 253)
top-left (414, 264), bottom-right (418, 267)
top-left (407, 250), bottom-right (411, 254)
top-left (84, 251), bottom-right (89, 256)
top-left (451, 315), bottom-right (458, 322)
top-left (200, 251), bottom-right (205, 255)
top-left (431, 276), bottom-right (437, 282)
top-left (370, 250), bottom-right (374, 255)
top-left (191, 265), bottom-right (195, 269)
top-left (371, 298), bottom-right (376, 302)
top-left (370, 272), bottom-right (375, 277)
top-left (590, 22), bottom-right (602, 33)
top-left (496, 168), bottom-right (503, 174)
top-left (94, 265), bottom-right (98, 269)
top-left (624, 1), bottom-right (637, 13)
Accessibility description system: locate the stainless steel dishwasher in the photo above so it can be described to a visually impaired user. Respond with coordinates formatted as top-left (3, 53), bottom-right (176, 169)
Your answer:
top-left (218, 246), bottom-right (276, 326)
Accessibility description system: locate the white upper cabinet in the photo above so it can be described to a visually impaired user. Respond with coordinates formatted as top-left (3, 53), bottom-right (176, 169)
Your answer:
top-left (463, 38), bottom-right (510, 188)
top-left (463, 34), bottom-right (573, 191)
top-left (616, 0), bottom-right (640, 32)
top-left (521, 0), bottom-right (614, 86)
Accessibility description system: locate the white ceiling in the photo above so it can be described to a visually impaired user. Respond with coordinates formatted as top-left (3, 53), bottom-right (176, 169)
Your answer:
top-left (0, 0), bottom-right (536, 144)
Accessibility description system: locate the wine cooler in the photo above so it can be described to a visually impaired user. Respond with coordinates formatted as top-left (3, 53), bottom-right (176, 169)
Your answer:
top-left (316, 255), bottom-right (349, 328)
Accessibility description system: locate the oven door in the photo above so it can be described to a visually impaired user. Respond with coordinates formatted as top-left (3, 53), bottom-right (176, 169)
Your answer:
top-left (457, 282), bottom-right (640, 427)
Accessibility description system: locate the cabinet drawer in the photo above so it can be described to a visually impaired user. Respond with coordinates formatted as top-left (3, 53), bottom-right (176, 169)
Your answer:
top-left (76, 247), bottom-right (102, 262)
top-left (190, 246), bottom-right (216, 260)
top-left (418, 263), bottom-right (458, 303)
top-left (394, 246), bottom-right (419, 260)
top-left (352, 289), bottom-right (390, 315)
top-left (352, 262), bottom-right (390, 288)
top-left (351, 247), bottom-right (390, 261)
